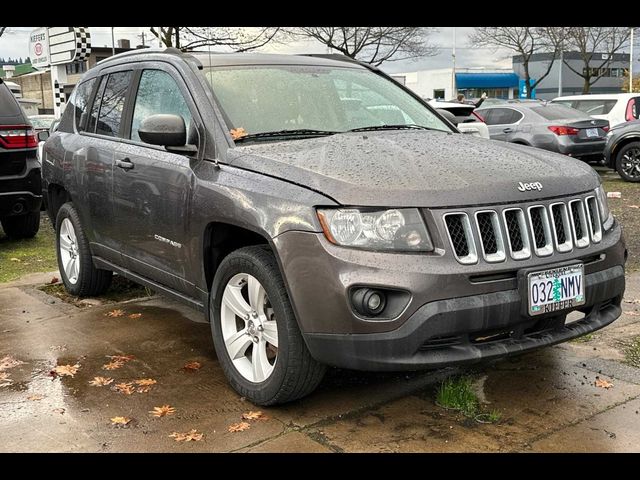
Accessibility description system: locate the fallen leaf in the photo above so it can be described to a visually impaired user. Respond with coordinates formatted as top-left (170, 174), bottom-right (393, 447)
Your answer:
top-left (183, 361), bottom-right (202, 372)
top-left (230, 127), bottom-right (247, 140)
top-left (107, 354), bottom-right (135, 363)
top-left (103, 360), bottom-right (125, 370)
top-left (128, 313), bottom-right (143, 319)
top-left (105, 309), bottom-right (125, 318)
top-left (169, 429), bottom-right (204, 442)
top-left (0, 355), bottom-right (25, 371)
top-left (9, 257), bottom-right (21, 262)
top-left (50, 276), bottom-right (59, 284)
top-left (89, 376), bottom-right (114, 387)
top-left (53, 408), bottom-right (65, 415)
top-left (227, 421), bottom-right (251, 433)
top-left (242, 410), bottom-right (269, 421)
top-left (110, 416), bottom-right (132, 426)
top-left (113, 382), bottom-right (135, 395)
top-left (595, 378), bottom-right (614, 389)
top-left (53, 364), bottom-right (80, 377)
top-left (150, 405), bottom-right (176, 417)
top-left (27, 394), bottom-right (45, 401)
top-left (628, 205), bottom-right (640, 209)
top-left (134, 378), bottom-right (157, 386)
top-left (0, 372), bottom-right (12, 387)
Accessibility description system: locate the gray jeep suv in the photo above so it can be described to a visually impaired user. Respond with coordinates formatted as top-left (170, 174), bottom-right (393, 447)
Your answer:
top-left (42, 49), bottom-right (627, 405)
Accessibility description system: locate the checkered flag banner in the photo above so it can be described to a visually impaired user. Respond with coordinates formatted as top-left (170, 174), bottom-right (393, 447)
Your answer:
top-left (75, 27), bottom-right (91, 61)
top-left (54, 80), bottom-right (65, 107)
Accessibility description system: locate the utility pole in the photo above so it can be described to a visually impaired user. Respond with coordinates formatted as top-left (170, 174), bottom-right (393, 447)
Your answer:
top-left (138, 31), bottom-right (146, 47)
top-left (630, 27), bottom-right (635, 93)
top-left (558, 49), bottom-right (564, 97)
top-left (111, 27), bottom-right (115, 56)
top-left (451, 27), bottom-right (456, 100)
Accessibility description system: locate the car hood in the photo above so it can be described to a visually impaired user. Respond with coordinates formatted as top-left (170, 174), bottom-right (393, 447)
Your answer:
top-left (226, 131), bottom-right (600, 208)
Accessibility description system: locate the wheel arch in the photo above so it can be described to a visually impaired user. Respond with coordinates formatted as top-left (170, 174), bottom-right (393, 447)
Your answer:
top-left (46, 183), bottom-right (72, 228)
top-left (611, 135), bottom-right (640, 167)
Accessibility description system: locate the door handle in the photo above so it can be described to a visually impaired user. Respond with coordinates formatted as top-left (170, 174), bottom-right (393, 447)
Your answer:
top-left (115, 158), bottom-right (134, 170)
top-left (503, 127), bottom-right (514, 133)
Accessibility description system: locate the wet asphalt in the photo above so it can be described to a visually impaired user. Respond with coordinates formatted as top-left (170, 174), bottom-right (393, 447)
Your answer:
top-left (1, 270), bottom-right (639, 452)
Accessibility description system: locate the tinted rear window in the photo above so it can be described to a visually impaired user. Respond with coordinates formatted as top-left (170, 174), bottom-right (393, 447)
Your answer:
top-left (571, 99), bottom-right (617, 115)
top-left (530, 105), bottom-right (587, 120)
top-left (0, 83), bottom-right (22, 117)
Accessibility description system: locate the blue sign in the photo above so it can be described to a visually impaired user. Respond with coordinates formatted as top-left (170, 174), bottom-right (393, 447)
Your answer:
top-left (519, 79), bottom-right (537, 99)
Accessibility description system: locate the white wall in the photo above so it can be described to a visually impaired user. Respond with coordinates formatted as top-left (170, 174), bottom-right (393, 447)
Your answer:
top-left (396, 69), bottom-right (454, 100)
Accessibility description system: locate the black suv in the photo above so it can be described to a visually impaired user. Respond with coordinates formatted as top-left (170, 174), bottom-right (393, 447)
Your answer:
top-left (42, 49), bottom-right (626, 405)
top-left (0, 78), bottom-right (41, 238)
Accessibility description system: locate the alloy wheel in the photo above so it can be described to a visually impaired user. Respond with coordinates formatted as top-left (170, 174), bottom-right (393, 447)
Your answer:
top-left (58, 218), bottom-right (81, 284)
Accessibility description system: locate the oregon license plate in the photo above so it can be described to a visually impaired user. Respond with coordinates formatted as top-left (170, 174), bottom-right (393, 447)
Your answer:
top-left (527, 264), bottom-right (585, 316)
top-left (586, 128), bottom-right (600, 138)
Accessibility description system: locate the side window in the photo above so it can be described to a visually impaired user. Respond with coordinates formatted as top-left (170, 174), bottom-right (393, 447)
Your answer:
top-left (74, 78), bottom-right (96, 132)
top-left (487, 108), bottom-right (516, 125)
top-left (479, 109), bottom-right (496, 125)
top-left (506, 110), bottom-right (523, 124)
top-left (95, 71), bottom-right (132, 137)
top-left (88, 76), bottom-right (107, 133)
top-left (130, 69), bottom-right (193, 143)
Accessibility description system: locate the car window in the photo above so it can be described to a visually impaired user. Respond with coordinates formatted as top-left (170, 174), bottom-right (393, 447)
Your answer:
top-left (65, 79), bottom-right (95, 133)
top-left (476, 109), bottom-right (494, 124)
top-left (95, 71), bottom-right (132, 138)
top-left (130, 69), bottom-right (192, 143)
top-left (0, 83), bottom-right (22, 117)
top-left (530, 105), bottom-right (588, 120)
top-left (571, 99), bottom-right (618, 115)
top-left (88, 76), bottom-right (107, 133)
top-left (483, 108), bottom-right (520, 125)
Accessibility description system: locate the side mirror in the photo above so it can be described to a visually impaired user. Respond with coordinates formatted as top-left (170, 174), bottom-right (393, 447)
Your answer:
top-left (138, 114), bottom-right (187, 147)
top-left (37, 130), bottom-right (49, 142)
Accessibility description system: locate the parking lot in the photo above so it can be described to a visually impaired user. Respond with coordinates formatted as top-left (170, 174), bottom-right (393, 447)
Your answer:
top-left (0, 168), bottom-right (638, 453)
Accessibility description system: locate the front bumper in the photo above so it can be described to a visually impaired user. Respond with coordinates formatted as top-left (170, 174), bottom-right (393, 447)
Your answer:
top-left (304, 265), bottom-right (624, 370)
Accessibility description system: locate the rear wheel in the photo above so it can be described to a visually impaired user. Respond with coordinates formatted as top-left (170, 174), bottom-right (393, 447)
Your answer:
top-left (615, 141), bottom-right (640, 182)
top-left (1, 211), bottom-right (40, 239)
top-left (56, 203), bottom-right (112, 296)
top-left (210, 246), bottom-right (325, 405)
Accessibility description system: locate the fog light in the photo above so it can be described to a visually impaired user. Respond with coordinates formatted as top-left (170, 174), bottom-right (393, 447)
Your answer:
top-left (352, 288), bottom-right (387, 317)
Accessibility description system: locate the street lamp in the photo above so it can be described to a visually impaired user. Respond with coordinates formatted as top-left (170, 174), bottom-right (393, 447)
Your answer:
top-left (630, 27), bottom-right (635, 93)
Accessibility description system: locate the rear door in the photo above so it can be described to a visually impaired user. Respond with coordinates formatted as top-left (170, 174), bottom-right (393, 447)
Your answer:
top-left (112, 65), bottom-right (201, 295)
top-left (483, 107), bottom-right (522, 141)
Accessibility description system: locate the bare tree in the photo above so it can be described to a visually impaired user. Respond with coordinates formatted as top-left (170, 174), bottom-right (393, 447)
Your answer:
top-left (283, 27), bottom-right (438, 66)
top-left (149, 27), bottom-right (280, 52)
top-left (561, 27), bottom-right (632, 93)
top-left (469, 27), bottom-right (561, 99)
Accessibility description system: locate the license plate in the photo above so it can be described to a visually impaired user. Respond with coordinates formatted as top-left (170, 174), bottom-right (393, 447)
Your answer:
top-left (586, 128), bottom-right (600, 138)
top-left (527, 264), bottom-right (585, 316)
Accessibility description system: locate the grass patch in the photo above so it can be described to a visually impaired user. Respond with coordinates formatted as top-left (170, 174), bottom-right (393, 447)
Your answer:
top-left (622, 335), bottom-right (640, 369)
top-left (39, 275), bottom-right (153, 308)
top-left (0, 214), bottom-right (57, 283)
top-left (435, 376), bottom-right (501, 424)
top-left (570, 333), bottom-right (595, 344)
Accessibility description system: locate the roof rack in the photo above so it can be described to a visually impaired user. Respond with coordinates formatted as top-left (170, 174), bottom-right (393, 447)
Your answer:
top-left (97, 47), bottom-right (203, 69)
top-left (300, 53), bottom-right (380, 71)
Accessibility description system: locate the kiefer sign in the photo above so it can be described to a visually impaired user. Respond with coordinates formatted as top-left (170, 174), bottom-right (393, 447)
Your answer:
top-left (29, 27), bottom-right (50, 70)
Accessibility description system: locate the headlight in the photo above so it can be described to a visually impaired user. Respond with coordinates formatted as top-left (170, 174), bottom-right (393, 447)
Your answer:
top-left (317, 208), bottom-right (433, 251)
top-left (595, 185), bottom-right (612, 227)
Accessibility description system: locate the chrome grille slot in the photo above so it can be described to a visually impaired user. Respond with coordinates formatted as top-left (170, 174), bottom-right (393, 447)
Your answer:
top-left (550, 203), bottom-right (572, 253)
top-left (475, 210), bottom-right (505, 262)
top-left (569, 199), bottom-right (590, 248)
top-left (443, 213), bottom-right (477, 264)
top-left (528, 206), bottom-right (553, 257)
top-left (585, 196), bottom-right (602, 243)
top-left (502, 208), bottom-right (531, 260)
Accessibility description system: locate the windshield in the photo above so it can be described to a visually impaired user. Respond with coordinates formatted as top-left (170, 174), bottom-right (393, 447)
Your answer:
top-left (205, 65), bottom-right (452, 138)
top-left (29, 117), bottom-right (55, 128)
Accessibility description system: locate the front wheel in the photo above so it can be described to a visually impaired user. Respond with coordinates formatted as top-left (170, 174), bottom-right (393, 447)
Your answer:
top-left (56, 203), bottom-right (112, 296)
top-left (210, 246), bottom-right (325, 405)
top-left (615, 141), bottom-right (640, 182)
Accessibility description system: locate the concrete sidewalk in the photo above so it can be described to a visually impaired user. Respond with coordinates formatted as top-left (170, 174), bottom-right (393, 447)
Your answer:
top-left (0, 271), bottom-right (639, 452)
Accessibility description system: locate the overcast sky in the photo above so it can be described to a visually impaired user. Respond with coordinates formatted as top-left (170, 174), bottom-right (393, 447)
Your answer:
top-left (0, 27), bottom-right (637, 74)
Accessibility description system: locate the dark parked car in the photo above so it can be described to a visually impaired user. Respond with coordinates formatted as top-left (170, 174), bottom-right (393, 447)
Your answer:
top-left (0, 78), bottom-right (41, 238)
top-left (604, 119), bottom-right (640, 182)
top-left (476, 103), bottom-right (609, 160)
top-left (42, 49), bottom-right (626, 405)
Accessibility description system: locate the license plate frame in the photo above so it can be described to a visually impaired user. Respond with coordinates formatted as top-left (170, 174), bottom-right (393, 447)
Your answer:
top-left (586, 128), bottom-right (600, 138)
top-left (524, 264), bottom-right (585, 317)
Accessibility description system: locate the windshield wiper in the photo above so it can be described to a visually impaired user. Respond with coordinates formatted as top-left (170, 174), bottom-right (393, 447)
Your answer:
top-left (234, 129), bottom-right (339, 142)
top-left (347, 124), bottom-right (441, 132)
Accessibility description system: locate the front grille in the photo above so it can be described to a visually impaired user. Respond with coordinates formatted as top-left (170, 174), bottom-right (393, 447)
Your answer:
top-left (442, 193), bottom-right (603, 264)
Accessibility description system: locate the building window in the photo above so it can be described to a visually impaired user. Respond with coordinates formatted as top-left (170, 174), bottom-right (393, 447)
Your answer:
top-left (433, 89), bottom-right (445, 99)
top-left (65, 60), bottom-right (87, 75)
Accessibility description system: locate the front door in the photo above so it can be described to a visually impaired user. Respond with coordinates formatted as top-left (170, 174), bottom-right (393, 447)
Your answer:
top-left (112, 67), bottom-right (199, 295)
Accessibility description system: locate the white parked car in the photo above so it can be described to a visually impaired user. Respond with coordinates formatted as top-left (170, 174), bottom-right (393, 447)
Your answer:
top-left (550, 93), bottom-right (640, 128)
top-left (427, 100), bottom-right (490, 139)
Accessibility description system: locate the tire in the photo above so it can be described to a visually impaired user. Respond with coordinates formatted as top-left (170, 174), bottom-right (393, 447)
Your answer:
top-left (615, 141), bottom-right (640, 182)
top-left (1, 211), bottom-right (40, 239)
top-left (55, 203), bottom-right (112, 296)
top-left (210, 245), bottom-right (325, 405)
